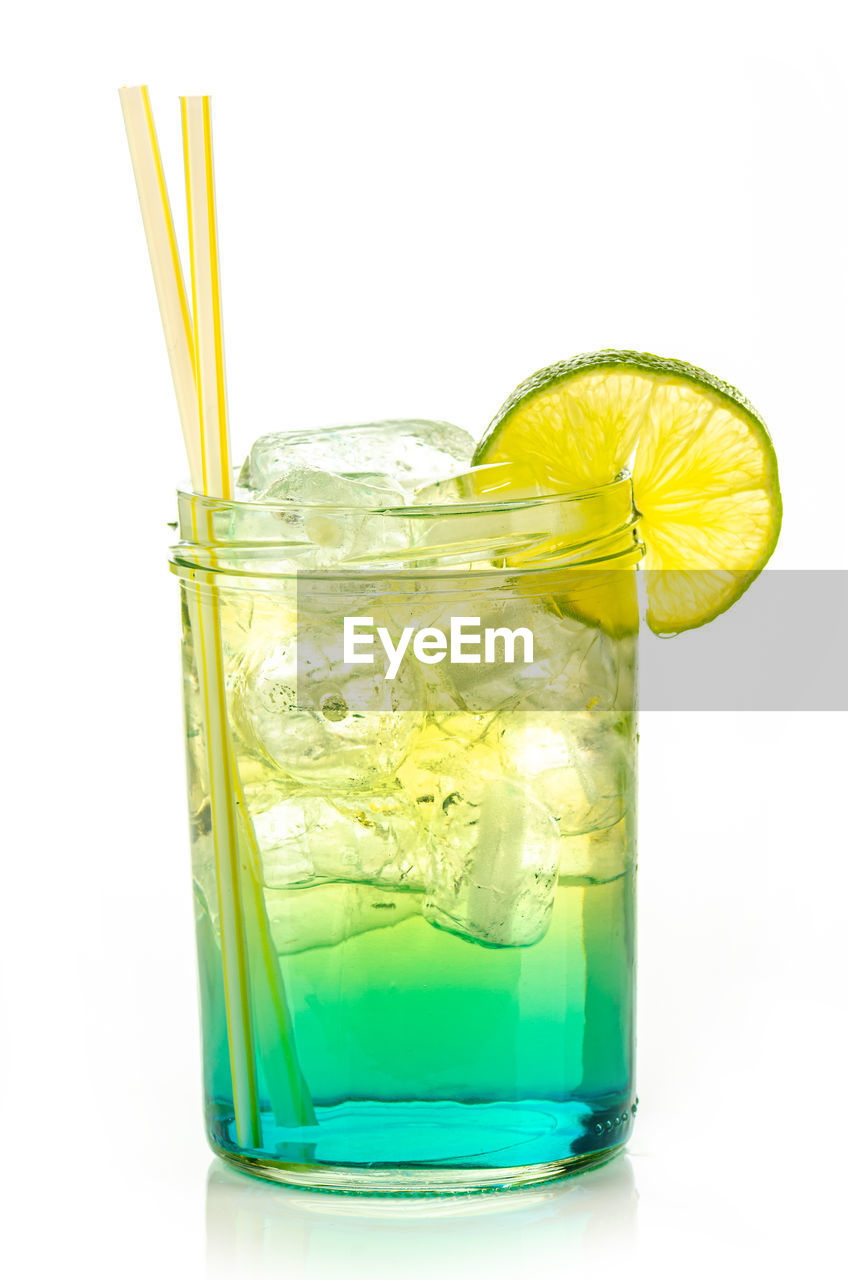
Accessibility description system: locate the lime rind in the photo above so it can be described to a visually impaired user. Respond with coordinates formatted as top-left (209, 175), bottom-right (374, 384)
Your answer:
top-left (483, 349), bottom-right (769, 435)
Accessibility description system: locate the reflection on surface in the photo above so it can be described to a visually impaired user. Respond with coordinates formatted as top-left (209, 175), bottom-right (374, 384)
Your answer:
top-left (206, 1154), bottom-right (638, 1277)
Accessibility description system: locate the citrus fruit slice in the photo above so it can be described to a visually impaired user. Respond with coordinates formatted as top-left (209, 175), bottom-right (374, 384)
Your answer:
top-left (474, 350), bottom-right (782, 633)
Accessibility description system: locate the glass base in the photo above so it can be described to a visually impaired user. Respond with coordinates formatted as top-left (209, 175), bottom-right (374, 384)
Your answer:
top-left (208, 1097), bottom-right (634, 1195)
top-left (215, 1144), bottom-right (625, 1195)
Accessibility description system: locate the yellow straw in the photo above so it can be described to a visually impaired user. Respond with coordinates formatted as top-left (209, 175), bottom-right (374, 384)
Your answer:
top-left (118, 87), bottom-right (202, 490)
top-left (180, 93), bottom-right (264, 1145)
top-left (181, 96), bottom-right (231, 500)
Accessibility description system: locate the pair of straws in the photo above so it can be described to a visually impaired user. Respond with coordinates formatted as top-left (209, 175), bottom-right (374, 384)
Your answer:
top-left (120, 87), bottom-right (312, 1145)
top-left (119, 86), bottom-right (229, 497)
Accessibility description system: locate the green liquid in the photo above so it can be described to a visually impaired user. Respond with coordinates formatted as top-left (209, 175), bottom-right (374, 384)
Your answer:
top-left (184, 579), bottom-right (639, 1178)
top-left (199, 870), bottom-right (635, 1168)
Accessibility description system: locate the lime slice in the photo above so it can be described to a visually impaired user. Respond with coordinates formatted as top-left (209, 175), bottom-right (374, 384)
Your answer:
top-left (474, 350), bottom-right (782, 633)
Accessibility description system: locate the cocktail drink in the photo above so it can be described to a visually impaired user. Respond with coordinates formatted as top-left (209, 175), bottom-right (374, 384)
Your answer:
top-left (120, 86), bottom-right (782, 1194)
top-left (172, 423), bottom-right (642, 1191)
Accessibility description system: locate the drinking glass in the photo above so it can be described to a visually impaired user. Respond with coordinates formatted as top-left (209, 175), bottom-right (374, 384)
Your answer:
top-left (171, 474), bottom-right (641, 1192)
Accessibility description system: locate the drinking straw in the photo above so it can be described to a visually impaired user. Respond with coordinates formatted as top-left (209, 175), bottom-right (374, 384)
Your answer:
top-left (121, 85), bottom-right (314, 1146)
top-left (120, 84), bottom-right (260, 1146)
top-left (182, 93), bottom-right (319, 1137)
top-left (184, 546), bottom-right (313, 1131)
top-left (187, 586), bottom-right (262, 1146)
top-left (118, 87), bottom-right (202, 490)
top-left (232, 763), bottom-right (315, 1126)
top-left (181, 96), bottom-right (231, 500)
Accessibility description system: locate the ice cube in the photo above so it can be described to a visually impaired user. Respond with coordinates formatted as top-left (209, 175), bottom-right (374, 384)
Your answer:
top-left (424, 777), bottom-right (561, 948)
top-left (395, 721), bottom-right (502, 823)
top-left (247, 785), bottom-right (427, 890)
top-left (264, 882), bottom-right (423, 955)
top-left (260, 463), bottom-right (405, 509)
top-left (492, 708), bottom-right (633, 836)
top-left (239, 420), bottom-right (476, 493)
top-left (434, 599), bottom-right (581, 716)
top-left (395, 721), bottom-right (559, 946)
top-left (254, 464), bottom-right (407, 567)
top-left (232, 618), bottom-right (425, 788)
top-left (412, 460), bottom-right (543, 505)
top-left (529, 624), bottom-right (633, 714)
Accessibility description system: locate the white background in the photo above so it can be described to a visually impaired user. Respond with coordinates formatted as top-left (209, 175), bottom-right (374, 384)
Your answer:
top-left (1, 2), bottom-right (846, 1276)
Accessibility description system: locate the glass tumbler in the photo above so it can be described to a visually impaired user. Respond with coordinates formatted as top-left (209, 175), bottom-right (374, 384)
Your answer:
top-left (171, 475), bottom-right (642, 1192)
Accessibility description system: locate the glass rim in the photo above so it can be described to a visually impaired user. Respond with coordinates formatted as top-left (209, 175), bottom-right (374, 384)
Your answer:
top-left (171, 469), bottom-right (643, 581)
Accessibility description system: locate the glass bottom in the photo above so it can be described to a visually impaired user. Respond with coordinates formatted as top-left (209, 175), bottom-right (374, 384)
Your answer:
top-left (208, 1097), bottom-right (634, 1195)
